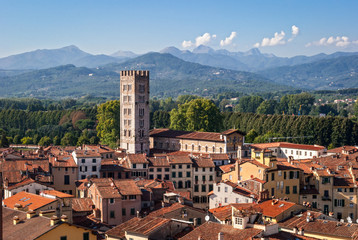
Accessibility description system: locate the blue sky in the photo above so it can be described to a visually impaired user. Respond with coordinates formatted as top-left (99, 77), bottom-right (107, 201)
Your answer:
top-left (1, 0), bottom-right (358, 57)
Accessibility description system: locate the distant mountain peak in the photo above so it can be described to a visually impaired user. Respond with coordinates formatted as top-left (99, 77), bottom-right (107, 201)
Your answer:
top-left (111, 50), bottom-right (138, 58)
top-left (160, 46), bottom-right (183, 55)
top-left (192, 45), bottom-right (215, 54)
top-left (244, 48), bottom-right (262, 56)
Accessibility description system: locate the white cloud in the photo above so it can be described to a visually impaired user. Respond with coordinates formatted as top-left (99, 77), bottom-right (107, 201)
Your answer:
top-left (253, 42), bottom-right (260, 48)
top-left (306, 36), bottom-right (357, 47)
top-left (182, 40), bottom-right (194, 48)
top-left (195, 33), bottom-right (213, 46)
top-left (259, 31), bottom-right (286, 47)
top-left (291, 25), bottom-right (299, 36)
top-left (220, 32), bottom-right (237, 47)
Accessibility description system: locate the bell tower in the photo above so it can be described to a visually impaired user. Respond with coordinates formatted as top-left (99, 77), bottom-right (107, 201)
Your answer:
top-left (120, 70), bottom-right (150, 154)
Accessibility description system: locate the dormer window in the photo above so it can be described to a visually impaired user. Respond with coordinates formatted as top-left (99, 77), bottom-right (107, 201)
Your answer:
top-left (235, 217), bottom-right (243, 225)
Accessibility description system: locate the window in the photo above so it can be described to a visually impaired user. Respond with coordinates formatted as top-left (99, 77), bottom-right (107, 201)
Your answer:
top-left (165, 174), bottom-right (169, 180)
top-left (149, 174), bottom-right (154, 179)
top-left (149, 168), bottom-right (154, 172)
top-left (64, 175), bottom-right (70, 185)
top-left (133, 164), bottom-right (136, 169)
top-left (139, 108), bottom-right (144, 116)
top-left (194, 185), bottom-right (199, 192)
top-left (61, 237), bottom-right (67, 240)
top-left (224, 197), bottom-right (228, 203)
top-left (209, 175), bottom-right (213, 181)
top-left (187, 164), bottom-right (191, 169)
top-left (271, 173), bottom-right (275, 181)
top-left (139, 84), bottom-right (145, 93)
top-left (350, 203), bottom-right (354, 208)
top-left (83, 232), bottom-right (89, 240)
top-left (92, 166), bottom-right (97, 172)
top-left (285, 186), bottom-right (290, 194)
top-left (165, 168), bottom-right (170, 172)
top-left (157, 168), bottom-right (162, 172)
top-left (131, 208), bottom-right (135, 215)
top-left (122, 208), bottom-right (126, 216)
top-left (209, 184), bottom-right (213, 191)
top-left (157, 174), bottom-right (162, 179)
top-left (172, 172), bottom-right (176, 178)
top-left (334, 199), bottom-right (345, 207)
top-left (139, 119), bottom-right (144, 127)
top-left (235, 218), bottom-right (243, 225)
top-left (81, 159), bottom-right (85, 163)
top-left (225, 187), bottom-right (228, 192)
top-left (172, 165), bottom-right (176, 169)
top-left (338, 188), bottom-right (342, 192)
top-left (293, 186), bottom-right (297, 194)
top-left (92, 159), bottom-right (96, 163)
top-left (110, 198), bottom-right (115, 204)
top-left (218, 187), bottom-right (220, 192)
top-left (350, 188), bottom-right (354, 193)
top-left (178, 165), bottom-right (182, 169)
top-left (110, 211), bottom-right (115, 218)
top-left (289, 171), bottom-right (294, 179)
top-left (178, 172), bottom-right (183, 178)
top-left (186, 172), bottom-right (191, 177)
top-left (202, 176), bottom-right (206, 181)
top-left (271, 188), bottom-right (275, 196)
top-left (202, 185), bottom-right (206, 192)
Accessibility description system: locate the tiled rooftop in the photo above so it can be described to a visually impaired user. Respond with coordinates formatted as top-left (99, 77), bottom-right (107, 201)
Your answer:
top-left (3, 191), bottom-right (57, 211)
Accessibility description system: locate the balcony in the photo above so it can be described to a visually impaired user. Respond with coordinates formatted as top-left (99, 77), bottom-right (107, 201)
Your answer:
top-left (322, 196), bottom-right (331, 201)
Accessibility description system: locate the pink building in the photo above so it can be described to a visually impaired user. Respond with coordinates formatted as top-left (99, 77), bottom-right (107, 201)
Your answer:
top-left (88, 178), bottom-right (142, 226)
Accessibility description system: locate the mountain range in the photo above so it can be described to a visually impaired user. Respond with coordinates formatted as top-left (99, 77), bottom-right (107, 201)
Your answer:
top-left (0, 45), bottom-right (357, 98)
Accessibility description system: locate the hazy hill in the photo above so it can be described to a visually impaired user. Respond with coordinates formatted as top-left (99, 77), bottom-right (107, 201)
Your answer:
top-left (258, 55), bottom-right (358, 90)
top-left (0, 53), bottom-right (292, 98)
top-left (102, 52), bottom-right (292, 97)
top-left (0, 45), bottom-right (125, 69)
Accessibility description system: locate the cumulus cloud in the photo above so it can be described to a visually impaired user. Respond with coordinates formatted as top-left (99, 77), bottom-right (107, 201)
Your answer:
top-left (195, 33), bottom-right (213, 46)
top-left (291, 25), bottom-right (299, 36)
top-left (306, 36), bottom-right (357, 47)
top-left (182, 33), bottom-right (217, 48)
top-left (182, 40), bottom-right (194, 48)
top-left (220, 32), bottom-right (237, 47)
top-left (255, 31), bottom-right (286, 47)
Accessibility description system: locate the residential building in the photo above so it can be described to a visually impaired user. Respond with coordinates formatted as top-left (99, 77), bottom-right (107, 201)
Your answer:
top-left (49, 153), bottom-right (78, 195)
top-left (250, 142), bottom-right (326, 160)
top-left (148, 155), bottom-right (171, 180)
top-left (4, 178), bottom-right (53, 199)
top-left (208, 180), bottom-right (258, 209)
top-left (72, 149), bottom-right (102, 179)
top-left (120, 70), bottom-right (150, 154)
top-left (257, 199), bottom-right (304, 223)
top-left (119, 153), bottom-right (149, 179)
top-left (88, 178), bottom-right (142, 225)
top-left (192, 156), bottom-right (216, 208)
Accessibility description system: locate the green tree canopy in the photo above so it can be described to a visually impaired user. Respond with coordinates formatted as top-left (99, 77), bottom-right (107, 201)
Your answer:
top-left (96, 100), bottom-right (120, 146)
top-left (38, 136), bottom-right (52, 146)
top-left (170, 98), bottom-right (223, 132)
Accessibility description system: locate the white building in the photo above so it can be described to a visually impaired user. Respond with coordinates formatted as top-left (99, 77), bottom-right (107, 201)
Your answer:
top-left (209, 181), bottom-right (257, 209)
top-left (250, 142), bottom-right (326, 160)
top-left (4, 178), bottom-right (53, 199)
top-left (72, 150), bottom-right (102, 180)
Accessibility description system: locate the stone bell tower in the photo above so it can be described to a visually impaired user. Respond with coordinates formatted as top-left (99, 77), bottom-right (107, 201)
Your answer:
top-left (120, 70), bottom-right (150, 154)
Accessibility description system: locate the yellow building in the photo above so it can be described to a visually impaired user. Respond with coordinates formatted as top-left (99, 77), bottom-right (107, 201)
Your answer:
top-left (35, 222), bottom-right (97, 240)
top-left (237, 148), bottom-right (302, 204)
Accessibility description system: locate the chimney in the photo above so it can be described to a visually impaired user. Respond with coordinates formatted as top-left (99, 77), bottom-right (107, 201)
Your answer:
top-left (26, 210), bottom-right (36, 219)
top-left (50, 215), bottom-right (60, 226)
top-left (218, 232), bottom-right (224, 240)
top-left (14, 203), bottom-right (23, 211)
top-left (13, 216), bottom-right (20, 225)
top-left (193, 218), bottom-right (198, 227)
top-left (60, 215), bottom-right (68, 222)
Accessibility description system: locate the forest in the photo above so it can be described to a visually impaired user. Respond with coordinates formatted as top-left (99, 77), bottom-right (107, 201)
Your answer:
top-left (0, 91), bottom-right (358, 149)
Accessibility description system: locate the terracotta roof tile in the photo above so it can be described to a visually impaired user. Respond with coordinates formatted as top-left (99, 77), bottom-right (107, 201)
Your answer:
top-left (150, 128), bottom-right (225, 142)
top-left (258, 200), bottom-right (297, 218)
top-left (148, 156), bottom-right (170, 167)
top-left (41, 190), bottom-right (74, 198)
top-left (106, 216), bottom-right (171, 238)
top-left (178, 221), bottom-right (262, 240)
top-left (251, 142), bottom-right (325, 151)
top-left (72, 198), bottom-right (94, 212)
top-left (168, 155), bottom-right (193, 164)
top-left (221, 129), bottom-right (246, 135)
top-left (127, 153), bottom-right (149, 164)
top-left (219, 164), bottom-right (235, 173)
top-left (280, 211), bottom-right (358, 239)
top-left (3, 191), bottom-right (57, 211)
top-left (192, 157), bottom-right (215, 168)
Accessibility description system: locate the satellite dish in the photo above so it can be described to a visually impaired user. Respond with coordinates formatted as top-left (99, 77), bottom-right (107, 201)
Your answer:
top-left (205, 215), bottom-right (210, 222)
top-left (307, 212), bottom-right (311, 216)
top-left (356, 219), bottom-right (358, 223)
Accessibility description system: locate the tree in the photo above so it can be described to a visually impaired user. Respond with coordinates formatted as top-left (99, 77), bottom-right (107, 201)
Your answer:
top-left (256, 100), bottom-right (277, 114)
top-left (0, 133), bottom-right (9, 147)
top-left (53, 136), bottom-right (60, 145)
top-left (96, 100), bottom-right (120, 146)
top-left (38, 136), bottom-right (52, 146)
top-left (245, 129), bottom-right (259, 143)
top-left (61, 132), bottom-right (77, 146)
top-left (170, 99), bottom-right (223, 132)
top-left (21, 136), bottom-right (33, 145)
top-left (236, 96), bottom-right (263, 113)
